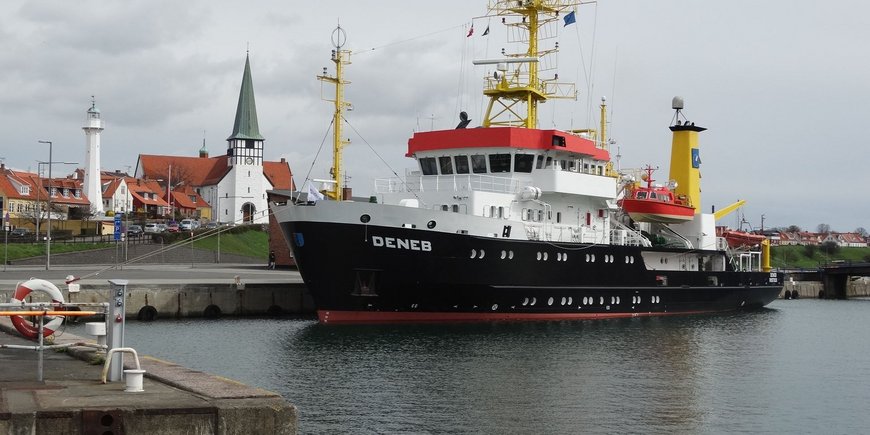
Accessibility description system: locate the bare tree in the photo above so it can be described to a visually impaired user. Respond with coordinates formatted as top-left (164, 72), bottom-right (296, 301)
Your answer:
top-left (786, 225), bottom-right (801, 233)
top-left (856, 227), bottom-right (868, 237)
top-left (816, 223), bottom-right (831, 235)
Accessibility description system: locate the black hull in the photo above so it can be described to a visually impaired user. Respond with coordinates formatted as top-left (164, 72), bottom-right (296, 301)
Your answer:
top-left (280, 219), bottom-right (783, 323)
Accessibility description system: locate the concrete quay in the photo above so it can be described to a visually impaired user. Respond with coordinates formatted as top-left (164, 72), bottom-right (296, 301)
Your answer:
top-left (0, 318), bottom-right (297, 434)
top-left (0, 264), bottom-right (314, 319)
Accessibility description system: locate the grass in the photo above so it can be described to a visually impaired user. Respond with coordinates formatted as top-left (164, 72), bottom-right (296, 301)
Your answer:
top-left (191, 226), bottom-right (269, 259)
top-left (770, 245), bottom-right (870, 269)
top-left (3, 242), bottom-right (113, 262)
top-left (3, 226), bottom-right (269, 262)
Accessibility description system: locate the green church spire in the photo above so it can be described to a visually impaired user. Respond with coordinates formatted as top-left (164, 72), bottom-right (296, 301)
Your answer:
top-left (227, 54), bottom-right (264, 141)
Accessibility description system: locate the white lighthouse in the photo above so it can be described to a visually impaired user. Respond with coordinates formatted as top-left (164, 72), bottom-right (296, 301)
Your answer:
top-left (82, 99), bottom-right (104, 214)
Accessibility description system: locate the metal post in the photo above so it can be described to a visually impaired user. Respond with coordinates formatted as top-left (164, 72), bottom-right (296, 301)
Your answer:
top-left (105, 279), bottom-right (128, 382)
top-left (3, 212), bottom-right (8, 271)
top-left (216, 194), bottom-right (220, 264)
top-left (37, 315), bottom-right (45, 382)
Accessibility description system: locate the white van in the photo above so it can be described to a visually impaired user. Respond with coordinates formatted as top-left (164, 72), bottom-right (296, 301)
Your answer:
top-left (180, 219), bottom-right (196, 231)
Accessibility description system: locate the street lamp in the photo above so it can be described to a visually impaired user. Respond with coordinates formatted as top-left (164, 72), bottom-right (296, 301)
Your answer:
top-left (215, 193), bottom-right (252, 263)
top-left (37, 140), bottom-right (52, 270)
top-left (36, 157), bottom-right (78, 271)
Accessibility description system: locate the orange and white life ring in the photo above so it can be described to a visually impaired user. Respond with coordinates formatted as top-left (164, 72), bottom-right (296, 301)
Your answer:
top-left (9, 279), bottom-right (66, 339)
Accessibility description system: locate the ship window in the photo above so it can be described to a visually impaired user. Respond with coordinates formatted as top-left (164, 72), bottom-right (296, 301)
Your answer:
top-left (636, 191), bottom-right (648, 200)
top-left (420, 157), bottom-right (438, 175)
top-left (441, 205), bottom-right (449, 211)
top-left (560, 160), bottom-right (568, 171)
top-left (584, 163), bottom-right (590, 173)
top-left (452, 204), bottom-right (459, 213)
top-left (490, 206), bottom-right (497, 217)
top-left (471, 155), bottom-right (487, 173)
top-left (489, 154), bottom-right (511, 173)
top-left (438, 156), bottom-right (453, 175)
top-left (537, 210), bottom-right (544, 221)
top-left (545, 156), bottom-right (553, 168)
top-left (556, 212), bottom-right (562, 223)
top-left (514, 154), bottom-right (534, 173)
top-left (454, 155), bottom-right (470, 174)
top-left (552, 135), bottom-right (566, 147)
top-left (568, 160), bottom-right (577, 172)
top-left (536, 155), bottom-right (544, 169)
top-left (498, 206), bottom-right (504, 218)
top-left (649, 192), bottom-right (657, 199)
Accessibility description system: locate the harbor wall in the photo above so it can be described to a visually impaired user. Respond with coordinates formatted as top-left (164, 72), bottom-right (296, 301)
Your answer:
top-left (781, 280), bottom-right (870, 299)
top-left (1, 283), bottom-right (315, 320)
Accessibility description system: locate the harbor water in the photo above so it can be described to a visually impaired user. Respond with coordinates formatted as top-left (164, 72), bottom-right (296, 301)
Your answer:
top-left (68, 299), bottom-right (870, 434)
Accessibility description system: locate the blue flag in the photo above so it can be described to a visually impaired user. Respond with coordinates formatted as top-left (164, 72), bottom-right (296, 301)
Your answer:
top-left (563, 11), bottom-right (576, 26)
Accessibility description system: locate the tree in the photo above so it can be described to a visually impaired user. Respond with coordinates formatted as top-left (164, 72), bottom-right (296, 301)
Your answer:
top-left (820, 240), bottom-right (840, 256)
top-left (786, 225), bottom-right (801, 233)
top-left (817, 223), bottom-right (831, 235)
top-left (855, 227), bottom-right (868, 237)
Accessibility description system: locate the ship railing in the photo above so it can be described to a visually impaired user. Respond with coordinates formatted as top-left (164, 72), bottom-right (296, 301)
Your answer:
top-left (374, 174), bottom-right (528, 195)
top-left (610, 220), bottom-right (652, 247)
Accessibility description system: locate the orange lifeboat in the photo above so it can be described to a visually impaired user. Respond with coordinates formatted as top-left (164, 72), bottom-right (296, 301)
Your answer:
top-left (620, 166), bottom-right (695, 224)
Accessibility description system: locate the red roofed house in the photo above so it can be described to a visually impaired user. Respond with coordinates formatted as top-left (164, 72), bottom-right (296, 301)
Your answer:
top-left (134, 54), bottom-right (294, 224)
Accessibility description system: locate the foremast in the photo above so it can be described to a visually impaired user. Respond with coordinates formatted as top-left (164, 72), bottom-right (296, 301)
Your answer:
top-left (481, 0), bottom-right (580, 128)
top-left (317, 26), bottom-right (352, 200)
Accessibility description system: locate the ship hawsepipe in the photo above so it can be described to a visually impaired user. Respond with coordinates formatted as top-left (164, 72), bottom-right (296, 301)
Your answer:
top-left (280, 210), bottom-right (783, 323)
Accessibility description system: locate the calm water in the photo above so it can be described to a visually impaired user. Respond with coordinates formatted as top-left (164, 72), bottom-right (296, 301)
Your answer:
top-left (69, 299), bottom-right (870, 434)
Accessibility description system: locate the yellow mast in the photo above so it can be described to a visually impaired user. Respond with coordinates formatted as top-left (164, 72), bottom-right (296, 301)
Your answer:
top-left (317, 25), bottom-right (352, 200)
top-left (482, 1), bottom-right (579, 128)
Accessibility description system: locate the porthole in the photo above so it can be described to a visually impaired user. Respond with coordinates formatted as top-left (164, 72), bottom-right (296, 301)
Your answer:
top-left (561, 297), bottom-right (566, 306)
top-left (599, 296), bottom-right (604, 305)
top-left (427, 220), bottom-right (436, 229)
top-left (562, 253), bottom-right (568, 262)
top-left (508, 251), bottom-right (514, 259)
top-left (611, 296), bottom-right (615, 305)
top-left (500, 250), bottom-right (507, 259)
top-left (522, 297), bottom-right (529, 306)
top-left (360, 214), bottom-right (371, 223)
top-left (616, 296), bottom-right (620, 304)
top-left (656, 296), bottom-right (661, 303)
top-left (536, 252), bottom-right (542, 261)
top-left (582, 297), bottom-right (588, 305)
top-left (651, 296), bottom-right (656, 303)
top-left (547, 297), bottom-right (554, 306)
top-left (543, 252), bottom-right (549, 261)
top-left (492, 304), bottom-right (498, 311)
top-left (479, 250), bottom-right (486, 259)
top-left (470, 249), bottom-right (477, 259)
top-left (585, 254), bottom-right (590, 262)
top-left (625, 256), bottom-right (630, 263)
top-left (567, 297), bottom-right (573, 305)
top-left (530, 297), bottom-right (537, 306)
top-left (556, 253), bottom-right (562, 261)
top-left (630, 256), bottom-right (635, 264)
top-left (591, 254), bottom-right (596, 262)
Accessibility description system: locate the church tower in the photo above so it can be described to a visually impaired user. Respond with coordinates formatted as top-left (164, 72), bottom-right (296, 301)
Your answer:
top-left (82, 99), bottom-right (104, 214)
top-left (221, 53), bottom-right (267, 224)
top-left (226, 53), bottom-right (264, 167)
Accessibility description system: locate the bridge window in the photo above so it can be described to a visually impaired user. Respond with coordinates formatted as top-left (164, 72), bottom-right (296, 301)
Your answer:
top-left (636, 191), bottom-right (648, 200)
top-left (439, 156), bottom-right (454, 175)
top-left (552, 135), bottom-right (566, 147)
top-left (536, 155), bottom-right (544, 169)
top-left (515, 154), bottom-right (534, 173)
top-left (471, 155), bottom-right (487, 174)
top-left (454, 155), bottom-right (470, 174)
top-left (420, 157), bottom-right (437, 175)
top-left (489, 154), bottom-right (511, 173)
top-left (545, 156), bottom-right (553, 169)
top-left (556, 212), bottom-right (562, 223)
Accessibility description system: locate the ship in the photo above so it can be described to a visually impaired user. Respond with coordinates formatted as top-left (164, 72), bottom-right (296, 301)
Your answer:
top-left (270, 1), bottom-right (783, 323)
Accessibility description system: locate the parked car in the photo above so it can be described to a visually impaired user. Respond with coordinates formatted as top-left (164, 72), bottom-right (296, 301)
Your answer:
top-left (157, 223), bottom-right (168, 232)
top-left (126, 225), bottom-right (144, 236)
top-left (179, 219), bottom-right (198, 231)
top-left (10, 228), bottom-right (31, 238)
top-left (144, 223), bottom-right (162, 234)
top-left (205, 222), bottom-right (218, 229)
top-left (167, 223), bottom-right (180, 233)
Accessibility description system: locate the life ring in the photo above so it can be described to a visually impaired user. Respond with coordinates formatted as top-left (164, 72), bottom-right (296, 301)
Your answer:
top-left (9, 279), bottom-right (66, 339)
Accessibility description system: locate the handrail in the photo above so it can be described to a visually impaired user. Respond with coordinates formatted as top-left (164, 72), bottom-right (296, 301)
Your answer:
top-left (101, 347), bottom-right (142, 384)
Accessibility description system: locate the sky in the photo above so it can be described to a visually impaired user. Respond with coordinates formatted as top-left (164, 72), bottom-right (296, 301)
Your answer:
top-left (1, 0), bottom-right (867, 232)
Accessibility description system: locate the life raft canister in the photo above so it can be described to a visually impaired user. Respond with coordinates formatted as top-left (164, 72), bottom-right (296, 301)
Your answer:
top-left (9, 279), bottom-right (66, 339)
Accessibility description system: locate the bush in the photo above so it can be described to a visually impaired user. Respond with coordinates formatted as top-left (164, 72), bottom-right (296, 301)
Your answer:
top-left (821, 241), bottom-right (840, 255)
top-left (803, 245), bottom-right (817, 258)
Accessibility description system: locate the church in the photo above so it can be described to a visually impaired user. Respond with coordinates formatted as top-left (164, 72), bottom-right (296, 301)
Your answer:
top-left (134, 54), bottom-right (294, 224)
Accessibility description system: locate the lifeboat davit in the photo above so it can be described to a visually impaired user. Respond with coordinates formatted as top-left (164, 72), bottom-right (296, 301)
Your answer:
top-left (620, 166), bottom-right (695, 224)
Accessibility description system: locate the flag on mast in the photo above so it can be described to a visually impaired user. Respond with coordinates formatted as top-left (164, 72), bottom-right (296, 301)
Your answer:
top-left (467, 24), bottom-right (474, 37)
top-left (306, 182), bottom-right (325, 202)
top-left (563, 11), bottom-right (577, 26)
top-left (482, 25), bottom-right (490, 36)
